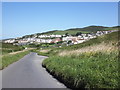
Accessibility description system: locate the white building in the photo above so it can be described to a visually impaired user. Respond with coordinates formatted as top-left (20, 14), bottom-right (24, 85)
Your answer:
top-left (4, 39), bottom-right (15, 43)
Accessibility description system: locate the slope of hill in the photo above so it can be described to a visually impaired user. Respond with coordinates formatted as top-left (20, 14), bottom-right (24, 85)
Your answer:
top-left (66, 25), bottom-right (108, 32)
top-left (35, 31), bottom-right (119, 88)
top-left (22, 25), bottom-right (118, 38)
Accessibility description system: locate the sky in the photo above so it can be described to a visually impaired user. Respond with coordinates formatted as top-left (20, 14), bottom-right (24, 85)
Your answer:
top-left (2, 2), bottom-right (118, 39)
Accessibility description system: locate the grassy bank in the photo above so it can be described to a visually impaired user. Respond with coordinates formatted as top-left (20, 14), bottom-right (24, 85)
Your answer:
top-left (1, 50), bottom-right (30, 70)
top-left (40, 31), bottom-right (119, 88)
top-left (1, 42), bottom-right (33, 69)
top-left (42, 51), bottom-right (118, 88)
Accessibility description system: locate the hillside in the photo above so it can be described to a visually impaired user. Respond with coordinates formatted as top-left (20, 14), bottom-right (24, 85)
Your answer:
top-left (22, 25), bottom-right (118, 38)
top-left (1, 43), bottom-right (24, 55)
top-left (40, 26), bottom-right (117, 35)
top-left (35, 31), bottom-right (119, 88)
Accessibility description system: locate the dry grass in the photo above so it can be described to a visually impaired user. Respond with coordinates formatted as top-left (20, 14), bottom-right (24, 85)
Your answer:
top-left (40, 49), bottom-right (51, 53)
top-left (9, 49), bottom-right (27, 55)
top-left (2, 48), bottom-right (33, 57)
top-left (58, 42), bottom-right (118, 56)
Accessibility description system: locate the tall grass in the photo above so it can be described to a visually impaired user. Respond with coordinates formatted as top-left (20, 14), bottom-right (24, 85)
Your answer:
top-left (42, 50), bottom-right (119, 88)
top-left (58, 42), bottom-right (117, 56)
top-left (41, 31), bottom-right (119, 88)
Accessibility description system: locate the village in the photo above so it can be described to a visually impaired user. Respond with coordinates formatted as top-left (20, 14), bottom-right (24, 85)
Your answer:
top-left (3, 30), bottom-right (118, 47)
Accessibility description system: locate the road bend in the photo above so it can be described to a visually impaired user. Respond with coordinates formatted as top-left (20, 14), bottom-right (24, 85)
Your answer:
top-left (2, 52), bottom-right (66, 88)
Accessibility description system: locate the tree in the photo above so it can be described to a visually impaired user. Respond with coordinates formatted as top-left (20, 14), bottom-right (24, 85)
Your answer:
top-left (65, 33), bottom-right (69, 36)
top-left (67, 40), bottom-right (72, 44)
top-left (57, 41), bottom-right (63, 44)
top-left (76, 32), bottom-right (82, 36)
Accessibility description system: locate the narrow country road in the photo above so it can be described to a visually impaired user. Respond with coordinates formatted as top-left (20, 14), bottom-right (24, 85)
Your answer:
top-left (2, 52), bottom-right (66, 88)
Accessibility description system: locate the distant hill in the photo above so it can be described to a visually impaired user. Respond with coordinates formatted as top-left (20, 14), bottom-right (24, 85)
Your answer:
top-left (22, 25), bottom-right (118, 38)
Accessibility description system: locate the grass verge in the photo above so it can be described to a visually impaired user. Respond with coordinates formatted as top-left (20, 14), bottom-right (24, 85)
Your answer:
top-left (1, 50), bottom-right (30, 70)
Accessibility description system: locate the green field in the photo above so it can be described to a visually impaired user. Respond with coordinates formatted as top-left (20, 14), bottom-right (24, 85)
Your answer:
top-left (35, 31), bottom-right (119, 88)
top-left (40, 30), bottom-right (89, 35)
top-left (2, 43), bottom-right (24, 55)
top-left (22, 25), bottom-right (118, 38)
top-left (39, 26), bottom-right (118, 35)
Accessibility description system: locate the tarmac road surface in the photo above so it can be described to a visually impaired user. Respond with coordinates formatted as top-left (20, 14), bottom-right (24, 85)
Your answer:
top-left (2, 52), bottom-right (66, 88)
